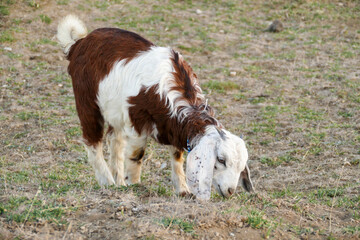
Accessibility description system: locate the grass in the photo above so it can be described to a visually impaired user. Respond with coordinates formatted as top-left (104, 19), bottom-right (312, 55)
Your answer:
top-left (0, 30), bottom-right (14, 43)
top-left (1, 195), bottom-right (69, 225)
top-left (202, 80), bottom-right (240, 93)
top-left (0, 0), bottom-right (359, 239)
top-left (246, 210), bottom-right (279, 237)
top-left (0, 5), bottom-right (10, 16)
top-left (39, 14), bottom-right (52, 24)
top-left (16, 111), bottom-right (39, 121)
top-left (260, 152), bottom-right (298, 167)
top-left (160, 217), bottom-right (195, 234)
top-left (295, 106), bottom-right (324, 122)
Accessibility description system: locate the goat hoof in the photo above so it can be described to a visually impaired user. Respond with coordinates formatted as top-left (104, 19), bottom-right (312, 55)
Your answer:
top-left (179, 191), bottom-right (195, 199)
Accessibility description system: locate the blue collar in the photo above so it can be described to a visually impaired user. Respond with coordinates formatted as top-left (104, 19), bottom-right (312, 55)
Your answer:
top-left (186, 139), bottom-right (191, 153)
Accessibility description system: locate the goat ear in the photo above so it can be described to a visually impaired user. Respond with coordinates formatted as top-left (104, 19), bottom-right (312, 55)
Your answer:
top-left (186, 137), bottom-right (216, 200)
top-left (240, 164), bottom-right (254, 192)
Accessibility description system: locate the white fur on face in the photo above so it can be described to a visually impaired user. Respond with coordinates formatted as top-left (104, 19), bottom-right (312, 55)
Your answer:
top-left (212, 130), bottom-right (248, 198)
top-left (186, 127), bottom-right (250, 200)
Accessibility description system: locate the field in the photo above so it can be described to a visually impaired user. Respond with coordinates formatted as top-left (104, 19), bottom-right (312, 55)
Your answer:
top-left (0, 0), bottom-right (359, 239)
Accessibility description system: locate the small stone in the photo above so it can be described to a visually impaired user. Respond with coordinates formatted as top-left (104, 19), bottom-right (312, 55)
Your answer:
top-left (196, 9), bottom-right (202, 14)
top-left (160, 162), bottom-right (167, 169)
top-left (58, 84), bottom-right (63, 87)
top-left (230, 71), bottom-right (236, 77)
top-left (4, 47), bottom-right (12, 51)
top-left (154, 161), bottom-right (161, 168)
top-left (219, 29), bottom-right (224, 33)
top-left (267, 20), bottom-right (284, 33)
top-left (230, 232), bottom-right (235, 237)
top-left (132, 207), bottom-right (139, 212)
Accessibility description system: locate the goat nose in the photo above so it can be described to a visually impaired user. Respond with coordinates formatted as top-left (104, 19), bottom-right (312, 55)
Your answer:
top-left (228, 188), bottom-right (234, 196)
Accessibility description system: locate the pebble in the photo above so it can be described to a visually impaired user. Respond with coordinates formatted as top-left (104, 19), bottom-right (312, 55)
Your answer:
top-left (132, 207), bottom-right (139, 212)
top-left (229, 232), bottom-right (235, 237)
top-left (230, 71), bottom-right (237, 77)
top-left (196, 9), bottom-right (202, 14)
top-left (4, 47), bottom-right (12, 51)
top-left (160, 162), bottom-right (167, 169)
top-left (267, 20), bottom-right (284, 33)
top-left (154, 161), bottom-right (161, 168)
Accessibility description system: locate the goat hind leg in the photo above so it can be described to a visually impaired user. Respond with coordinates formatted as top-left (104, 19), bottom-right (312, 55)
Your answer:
top-left (85, 142), bottom-right (115, 186)
top-left (108, 129), bottom-right (127, 186)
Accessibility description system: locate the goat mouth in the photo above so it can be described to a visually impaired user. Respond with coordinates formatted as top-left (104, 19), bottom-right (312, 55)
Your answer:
top-left (217, 184), bottom-right (226, 198)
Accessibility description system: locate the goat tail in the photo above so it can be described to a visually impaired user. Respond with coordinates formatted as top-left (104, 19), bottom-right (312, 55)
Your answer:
top-left (57, 15), bottom-right (87, 56)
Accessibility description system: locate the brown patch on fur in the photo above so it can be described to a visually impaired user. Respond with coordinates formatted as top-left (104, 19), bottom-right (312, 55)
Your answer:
top-left (106, 125), bottom-right (114, 135)
top-left (170, 51), bottom-right (201, 104)
top-left (130, 148), bottom-right (145, 164)
top-left (173, 150), bottom-right (183, 162)
top-left (171, 50), bottom-right (216, 118)
top-left (67, 28), bottom-right (153, 146)
top-left (128, 85), bottom-right (219, 150)
top-left (128, 50), bottom-right (220, 150)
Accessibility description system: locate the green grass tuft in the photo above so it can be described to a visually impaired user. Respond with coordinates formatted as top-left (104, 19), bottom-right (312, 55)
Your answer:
top-left (161, 217), bottom-right (195, 234)
top-left (202, 80), bottom-right (240, 93)
top-left (0, 30), bottom-right (14, 43)
top-left (39, 14), bottom-right (52, 24)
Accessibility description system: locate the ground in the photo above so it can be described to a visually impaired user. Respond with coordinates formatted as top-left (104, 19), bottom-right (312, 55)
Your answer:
top-left (0, 0), bottom-right (359, 239)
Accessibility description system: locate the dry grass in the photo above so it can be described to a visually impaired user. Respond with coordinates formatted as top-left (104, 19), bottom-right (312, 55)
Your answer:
top-left (1, 0), bottom-right (359, 239)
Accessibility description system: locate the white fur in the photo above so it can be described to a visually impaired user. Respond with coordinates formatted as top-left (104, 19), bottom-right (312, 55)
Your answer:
top-left (186, 126), bottom-right (249, 200)
top-left (57, 15), bottom-right (87, 55)
top-left (85, 143), bottom-right (115, 185)
top-left (186, 128), bottom-right (218, 200)
top-left (107, 130), bottom-right (126, 185)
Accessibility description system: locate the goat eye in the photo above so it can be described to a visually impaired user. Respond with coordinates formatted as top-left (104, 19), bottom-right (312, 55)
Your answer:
top-left (217, 157), bottom-right (226, 166)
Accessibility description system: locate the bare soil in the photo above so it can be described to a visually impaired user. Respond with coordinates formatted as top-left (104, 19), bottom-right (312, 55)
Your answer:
top-left (1, 0), bottom-right (359, 239)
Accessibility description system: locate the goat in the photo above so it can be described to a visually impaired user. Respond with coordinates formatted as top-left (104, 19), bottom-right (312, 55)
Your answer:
top-left (57, 15), bottom-right (253, 200)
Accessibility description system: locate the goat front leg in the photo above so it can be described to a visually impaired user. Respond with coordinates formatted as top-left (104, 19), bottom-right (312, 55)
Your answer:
top-left (124, 135), bottom-right (147, 185)
top-left (168, 146), bottom-right (190, 197)
top-left (85, 142), bottom-right (115, 186)
top-left (107, 129), bottom-right (126, 186)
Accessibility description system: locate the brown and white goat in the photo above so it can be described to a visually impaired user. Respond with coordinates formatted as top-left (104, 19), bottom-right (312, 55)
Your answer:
top-left (57, 15), bottom-right (253, 200)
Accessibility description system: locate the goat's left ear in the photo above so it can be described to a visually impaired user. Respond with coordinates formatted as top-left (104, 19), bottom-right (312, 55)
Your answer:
top-left (240, 164), bottom-right (254, 192)
top-left (186, 138), bottom-right (217, 200)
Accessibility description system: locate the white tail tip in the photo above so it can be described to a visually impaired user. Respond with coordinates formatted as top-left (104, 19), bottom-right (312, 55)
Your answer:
top-left (57, 15), bottom-right (87, 55)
